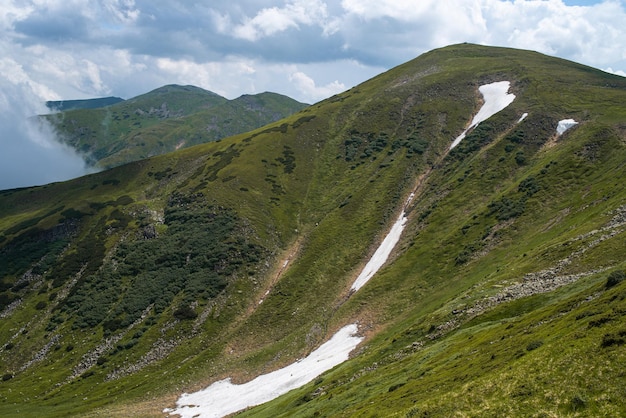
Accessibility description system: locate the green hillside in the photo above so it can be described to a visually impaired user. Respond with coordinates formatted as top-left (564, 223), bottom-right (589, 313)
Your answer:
top-left (2, 44), bottom-right (626, 417)
top-left (43, 85), bottom-right (308, 168)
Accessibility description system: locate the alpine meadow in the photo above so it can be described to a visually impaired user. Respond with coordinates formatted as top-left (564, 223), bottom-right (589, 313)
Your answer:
top-left (1, 44), bottom-right (626, 417)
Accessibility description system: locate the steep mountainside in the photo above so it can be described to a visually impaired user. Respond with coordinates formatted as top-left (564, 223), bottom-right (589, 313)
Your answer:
top-left (2, 44), bottom-right (626, 417)
top-left (42, 85), bottom-right (308, 168)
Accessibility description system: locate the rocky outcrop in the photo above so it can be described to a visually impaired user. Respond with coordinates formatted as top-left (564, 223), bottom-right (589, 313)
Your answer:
top-left (427, 205), bottom-right (626, 340)
top-left (20, 334), bottom-right (61, 372)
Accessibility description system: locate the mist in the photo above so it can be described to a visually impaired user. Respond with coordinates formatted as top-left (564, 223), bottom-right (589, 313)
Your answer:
top-left (0, 78), bottom-right (94, 191)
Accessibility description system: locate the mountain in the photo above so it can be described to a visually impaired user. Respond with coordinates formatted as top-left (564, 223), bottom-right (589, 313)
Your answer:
top-left (46, 97), bottom-right (125, 111)
top-left (42, 85), bottom-right (309, 168)
top-left (2, 43), bottom-right (626, 417)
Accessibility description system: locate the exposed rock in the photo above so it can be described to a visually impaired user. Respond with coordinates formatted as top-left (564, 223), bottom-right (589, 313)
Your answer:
top-left (69, 306), bottom-right (152, 380)
top-left (0, 299), bottom-right (22, 319)
top-left (425, 206), bottom-right (625, 341)
top-left (106, 337), bottom-right (180, 380)
top-left (20, 334), bottom-right (61, 371)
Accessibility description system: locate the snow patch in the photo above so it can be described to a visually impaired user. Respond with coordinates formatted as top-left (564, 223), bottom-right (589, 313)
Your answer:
top-left (518, 112), bottom-right (528, 123)
top-left (168, 189), bottom-right (416, 416)
top-left (350, 192), bottom-right (415, 292)
top-left (168, 82), bottom-right (519, 418)
top-left (165, 324), bottom-right (363, 418)
top-left (556, 119), bottom-right (578, 135)
top-left (351, 210), bottom-right (408, 292)
top-left (450, 81), bottom-right (516, 150)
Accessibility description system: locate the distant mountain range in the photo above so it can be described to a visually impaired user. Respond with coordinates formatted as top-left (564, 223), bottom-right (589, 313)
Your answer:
top-left (2, 44), bottom-right (626, 417)
top-left (42, 85), bottom-right (309, 168)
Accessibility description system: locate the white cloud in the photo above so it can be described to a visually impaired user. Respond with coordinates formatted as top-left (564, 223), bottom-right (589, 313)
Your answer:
top-left (102, 0), bottom-right (140, 23)
top-left (0, 0), bottom-right (624, 103)
top-left (289, 71), bottom-right (345, 101)
top-left (24, 46), bottom-right (110, 97)
top-left (155, 57), bottom-right (260, 98)
top-left (478, 0), bottom-right (626, 67)
top-left (209, 9), bottom-right (233, 34)
top-left (83, 59), bottom-right (106, 93)
top-left (0, 58), bottom-right (91, 190)
top-left (230, 0), bottom-right (333, 41)
top-left (1, 0), bottom-right (626, 188)
top-left (0, 1), bottom-right (34, 28)
top-left (341, 0), bottom-right (435, 21)
top-left (0, 57), bottom-right (60, 100)
top-left (605, 67), bottom-right (626, 77)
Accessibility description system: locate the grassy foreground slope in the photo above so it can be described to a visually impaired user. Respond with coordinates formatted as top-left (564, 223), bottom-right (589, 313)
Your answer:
top-left (43, 85), bottom-right (308, 169)
top-left (1, 44), bottom-right (625, 417)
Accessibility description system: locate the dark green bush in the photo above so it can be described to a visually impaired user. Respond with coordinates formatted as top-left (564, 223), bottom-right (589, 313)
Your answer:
top-left (526, 340), bottom-right (543, 351)
top-left (63, 193), bottom-right (264, 331)
top-left (449, 122), bottom-right (494, 160)
top-left (174, 305), bottom-right (198, 320)
top-left (569, 395), bottom-right (587, 411)
top-left (518, 176), bottom-right (541, 196)
top-left (606, 270), bottom-right (625, 289)
top-left (601, 330), bottom-right (626, 347)
top-left (276, 145), bottom-right (296, 173)
top-left (388, 382), bottom-right (406, 392)
top-left (487, 197), bottom-right (526, 221)
top-left (0, 227), bottom-right (69, 282)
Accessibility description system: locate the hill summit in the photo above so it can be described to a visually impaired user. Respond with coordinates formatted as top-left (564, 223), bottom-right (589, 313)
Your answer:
top-left (42, 85), bottom-right (308, 169)
top-left (2, 43), bottom-right (626, 417)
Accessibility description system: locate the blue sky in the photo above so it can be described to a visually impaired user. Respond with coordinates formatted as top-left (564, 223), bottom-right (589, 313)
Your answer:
top-left (1, 0), bottom-right (625, 189)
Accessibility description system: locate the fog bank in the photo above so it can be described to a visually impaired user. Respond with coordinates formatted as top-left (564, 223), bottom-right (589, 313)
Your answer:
top-left (0, 75), bottom-right (92, 191)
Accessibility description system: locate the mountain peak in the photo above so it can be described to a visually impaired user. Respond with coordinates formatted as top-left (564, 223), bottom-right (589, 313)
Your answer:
top-left (4, 45), bottom-right (626, 417)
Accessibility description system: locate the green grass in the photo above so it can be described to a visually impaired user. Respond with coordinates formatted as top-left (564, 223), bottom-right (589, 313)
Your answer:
top-left (43, 86), bottom-right (308, 169)
top-left (2, 43), bottom-right (626, 417)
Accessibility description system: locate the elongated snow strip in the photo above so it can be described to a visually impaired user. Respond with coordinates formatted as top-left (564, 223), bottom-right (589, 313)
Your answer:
top-left (166, 324), bottom-right (363, 418)
top-left (168, 82), bottom-right (516, 418)
top-left (450, 81), bottom-right (516, 150)
top-left (518, 112), bottom-right (528, 123)
top-left (350, 193), bottom-right (414, 291)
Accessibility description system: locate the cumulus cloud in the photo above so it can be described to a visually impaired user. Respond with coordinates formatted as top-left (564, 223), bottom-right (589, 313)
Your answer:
top-left (341, 0), bottom-right (439, 21)
top-left (1, 0), bottom-right (626, 188)
top-left (154, 57), bottom-right (259, 97)
top-left (289, 71), bottom-right (345, 101)
top-left (102, 0), bottom-right (140, 23)
top-left (481, 0), bottom-right (625, 63)
top-left (228, 0), bottom-right (335, 41)
top-left (605, 67), bottom-right (626, 76)
top-left (6, 1), bottom-right (626, 101)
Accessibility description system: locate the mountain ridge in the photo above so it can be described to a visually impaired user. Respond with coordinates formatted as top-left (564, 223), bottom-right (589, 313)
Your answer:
top-left (1, 43), bottom-right (626, 417)
top-left (42, 85), bottom-right (308, 169)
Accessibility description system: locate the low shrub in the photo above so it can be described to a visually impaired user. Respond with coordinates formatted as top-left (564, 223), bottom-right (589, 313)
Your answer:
top-left (606, 270), bottom-right (625, 289)
top-left (526, 340), bottom-right (543, 351)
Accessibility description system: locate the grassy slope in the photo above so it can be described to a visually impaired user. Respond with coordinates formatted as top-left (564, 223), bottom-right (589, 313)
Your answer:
top-left (1, 44), bottom-right (625, 417)
top-left (238, 45), bottom-right (626, 417)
